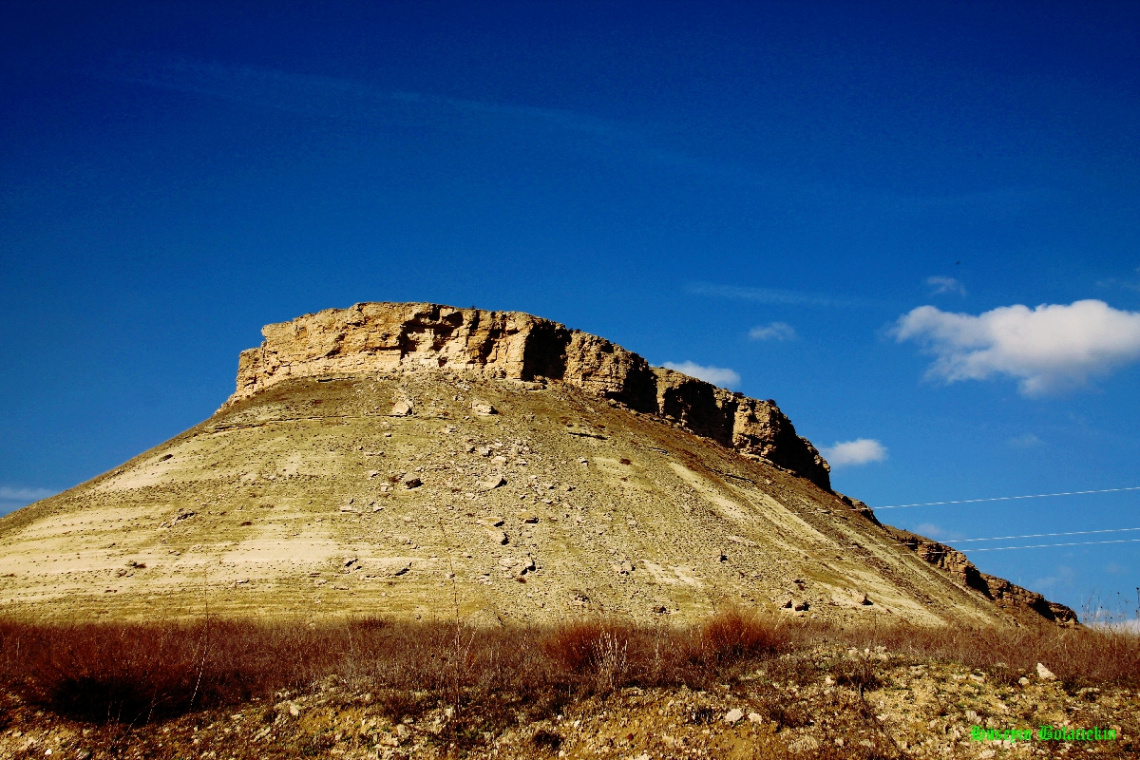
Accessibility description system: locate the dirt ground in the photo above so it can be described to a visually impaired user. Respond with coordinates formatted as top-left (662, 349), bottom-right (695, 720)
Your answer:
top-left (1, 644), bottom-right (1134, 760)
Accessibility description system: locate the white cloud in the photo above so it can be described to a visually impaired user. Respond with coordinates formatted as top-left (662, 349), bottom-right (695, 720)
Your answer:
top-left (820, 438), bottom-right (888, 467)
top-left (895, 300), bottom-right (1140, 396)
top-left (687, 282), bottom-right (866, 307)
top-left (1007, 433), bottom-right (1042, 448)
top-left (1090, 618), bottom-right (1140, 632)
top-left (909, 523), bottom-right (966, 541)
top-left (0, 486), bottom-right (56, 502)
top-left (926, 275), bottom-right (967, 296)
top-left (662, 361), bottom-right (741, 388)
top-left (1031, 564), bottom-right (1077, 591)
top-left (914, 523), bottom-right (945, 539)
top-left (748, 322), bottom-right (797, 341)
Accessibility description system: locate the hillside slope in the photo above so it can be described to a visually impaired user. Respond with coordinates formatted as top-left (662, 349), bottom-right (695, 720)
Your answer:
top-left (0, 303), bottom-right (1072, 628)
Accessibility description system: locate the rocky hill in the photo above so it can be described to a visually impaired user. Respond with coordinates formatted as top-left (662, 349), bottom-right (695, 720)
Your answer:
top-left (226, 302), bottom-right (831, 489)
top-left (0, 302), bottom-right (1073, 628)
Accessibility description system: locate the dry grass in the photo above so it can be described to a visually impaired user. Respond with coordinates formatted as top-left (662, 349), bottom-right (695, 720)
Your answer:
top-left (0, 610), bottom-right (1136, 734)
top-left (0, 611), bottom-right (781, 729)
top-left (796, 617), bottom-right (1140, 686)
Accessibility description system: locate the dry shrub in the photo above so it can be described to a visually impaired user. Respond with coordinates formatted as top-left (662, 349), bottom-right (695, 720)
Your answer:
top-left (540, 621), bottom-right (609, 674)
top-left (0, 618), bottom-right (355, 722)
top-left (690, 608), bottom-right (782, 665)
top-left (830, 657), bottom-right (881, 693)
top-left (820, 620), bottom-right (1140, 687)
top-left (0, 612), bottom-right (785, 727)
top-left (1, 610), bottom-right (1135, 731)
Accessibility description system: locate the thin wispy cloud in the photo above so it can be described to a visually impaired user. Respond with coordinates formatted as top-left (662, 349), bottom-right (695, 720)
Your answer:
top-left (0, 486), bottom-right (56, 505)
top-left (1032, 565), bottom-right (1076, 591)
top-left (687, 282), bottom-right (866, 308)
top-left (914, 523), bottom-right (946, 539)
top-left (106, 54), bottom-right (620, 133)
top-left (96, 55), bottom-right (1054, 225)
top-left (1097, 266), bottom-right (1140, 293)
top-left (1007, 433), bottom-right (1042, 448)
top-left (926, 275), bottom-right (966, 296)
top-left (894, 299), bottom-right (1140, 396)
top-left (912, 523), bottom-right (965, 541)
top-left (96, 54), bottom-right (656, 155)
top-left (820, 438), bottom-right (888, 467)
top-left (95, 54), bottom-right (760, 185)
top-left (748, 322), bottom-right (796, 341)
top-left (875, 185), bottom-right (1050, 216)
top-left (662, 361), bottom-right (741, 389)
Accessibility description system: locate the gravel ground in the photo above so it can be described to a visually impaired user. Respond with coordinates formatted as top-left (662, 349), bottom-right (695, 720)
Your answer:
top-left (1, 644), bottom-right (1134, 760)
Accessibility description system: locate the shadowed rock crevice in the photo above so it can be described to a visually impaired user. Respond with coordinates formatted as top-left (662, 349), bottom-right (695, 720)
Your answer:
top-left (519, 321), bottom-right (571, 381)
top-left (228, 302), bottom-right (832, 489)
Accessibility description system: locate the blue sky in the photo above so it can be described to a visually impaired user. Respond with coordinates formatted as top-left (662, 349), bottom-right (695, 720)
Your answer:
top-left (3, 0), bottom-right (1139, 619)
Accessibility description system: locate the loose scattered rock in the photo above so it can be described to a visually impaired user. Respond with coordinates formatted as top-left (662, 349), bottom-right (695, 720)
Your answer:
top-left (477, 475), bottom-right (506, 491)
top-left (389, 400), bottom-right (415, 417)
top-left (611, 560), bottom-right (634, 575)
top-left (2, 649), bottom-right (1135, 760)
top-left (471, 400), bottom-right (497, 415)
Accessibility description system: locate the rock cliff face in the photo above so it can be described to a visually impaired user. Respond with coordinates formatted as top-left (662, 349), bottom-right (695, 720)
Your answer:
top-left (883, 527), bottom-right (1078, 626)
top-left (226, 302), bottom-right (831, 489)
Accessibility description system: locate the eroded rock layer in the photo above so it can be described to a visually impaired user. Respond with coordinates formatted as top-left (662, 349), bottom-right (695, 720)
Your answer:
top-left (882, 526), bottom-right (1078, 626)
top-left (227, 303), bottom-right (831, 489)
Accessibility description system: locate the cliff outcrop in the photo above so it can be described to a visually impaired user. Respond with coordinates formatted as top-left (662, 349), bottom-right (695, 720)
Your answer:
top-left (883, 526), bottom-right (1078, 626)
top-left (226, 302), bottom-right (831, 489)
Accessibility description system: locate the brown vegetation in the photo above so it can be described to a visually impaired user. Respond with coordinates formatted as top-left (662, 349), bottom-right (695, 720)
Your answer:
top-left (0, 611), bottom-right (779, 728)
top-left (1, 611), bottom-right (1135, 730)
top-left (0, 612), bottom-right (1137, 759)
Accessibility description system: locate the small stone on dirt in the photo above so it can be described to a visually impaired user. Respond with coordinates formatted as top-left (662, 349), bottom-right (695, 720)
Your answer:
top-left (477, 475), bottom-right (506, 491)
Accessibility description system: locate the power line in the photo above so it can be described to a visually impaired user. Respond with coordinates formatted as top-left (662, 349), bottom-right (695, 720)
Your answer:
top-left (964, 538), bottom-right (1140, 553)
top-left (875, 485), bottom-right (1140, 511)
top-left (955, 526), bottom-right (1140, 543)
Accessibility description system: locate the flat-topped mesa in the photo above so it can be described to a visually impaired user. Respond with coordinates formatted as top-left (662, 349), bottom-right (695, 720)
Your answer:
top-left (226, 302), bottom-right (831, 489)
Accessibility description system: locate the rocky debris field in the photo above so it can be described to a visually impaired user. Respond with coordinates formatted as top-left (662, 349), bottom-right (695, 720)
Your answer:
top-left (0, 371), bottom-right (1056, 630)
top-left (1, 633), bottom-right (1135, 760)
